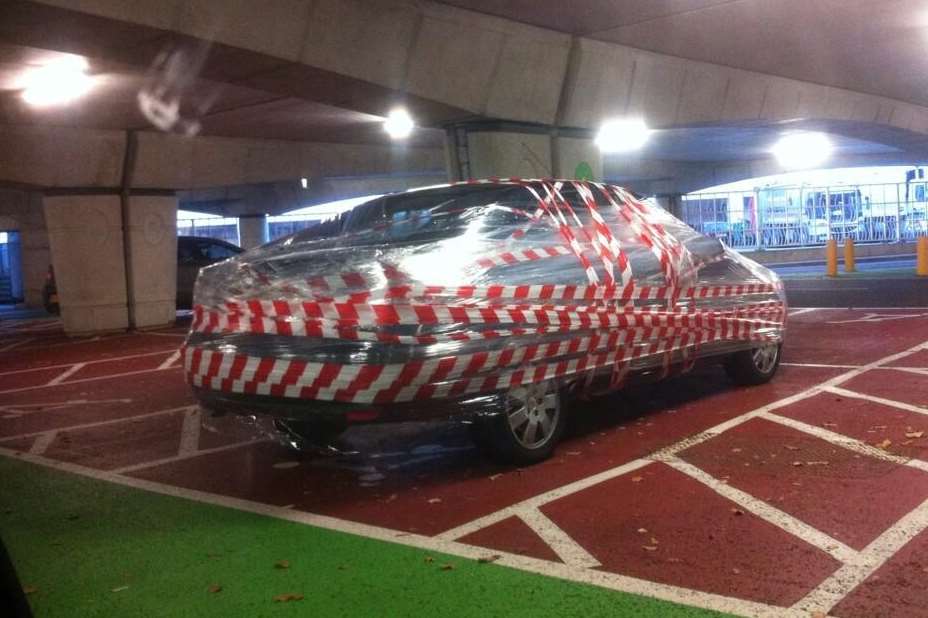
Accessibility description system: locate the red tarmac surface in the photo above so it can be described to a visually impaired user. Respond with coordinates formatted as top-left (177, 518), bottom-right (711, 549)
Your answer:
top-left (1, 307), bottom-right (927, 617)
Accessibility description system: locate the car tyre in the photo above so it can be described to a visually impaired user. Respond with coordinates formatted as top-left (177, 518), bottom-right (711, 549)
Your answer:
top-left (724, 343), bottom-right (781, 386)
top-left (471, 379), bottom-right (566, 465)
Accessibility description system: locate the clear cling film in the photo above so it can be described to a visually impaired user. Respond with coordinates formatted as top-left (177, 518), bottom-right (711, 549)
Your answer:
top-left (183, 179), bottom-right (786, 424)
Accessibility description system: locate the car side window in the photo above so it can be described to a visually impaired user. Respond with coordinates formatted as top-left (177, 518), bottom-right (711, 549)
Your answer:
top-left (204, 242), bottom-right (237, 261)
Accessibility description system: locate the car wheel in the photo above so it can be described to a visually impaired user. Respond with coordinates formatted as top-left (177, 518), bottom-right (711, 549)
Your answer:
top-left (471, 379), bottom-right (566, 465)
top-left (724, 343), bottom-right (781, 386)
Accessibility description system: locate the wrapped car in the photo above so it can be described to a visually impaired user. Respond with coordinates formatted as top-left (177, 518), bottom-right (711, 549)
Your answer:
top-left (184, 179), bottom-right (786, 463)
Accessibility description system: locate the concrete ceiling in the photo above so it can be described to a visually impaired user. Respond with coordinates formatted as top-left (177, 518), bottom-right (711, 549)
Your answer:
top-left (441, 0), bottom-right (928, 109)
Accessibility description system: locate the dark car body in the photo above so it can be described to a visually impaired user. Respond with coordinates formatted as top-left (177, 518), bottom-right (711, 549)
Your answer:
top-left (184, 180), bottom-right (786, 461)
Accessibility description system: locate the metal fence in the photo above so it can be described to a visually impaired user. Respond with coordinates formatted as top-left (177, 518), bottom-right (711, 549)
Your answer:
top-left (681, 181), bottom-right (928, 250)
top-left (177, 218), bottom-right (240, 245)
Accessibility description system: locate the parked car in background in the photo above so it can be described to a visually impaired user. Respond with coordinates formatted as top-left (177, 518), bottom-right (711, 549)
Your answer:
top-left (43, 236), bottom-right (243, 314)
top-left (185, 180), bottom-right (786, 464)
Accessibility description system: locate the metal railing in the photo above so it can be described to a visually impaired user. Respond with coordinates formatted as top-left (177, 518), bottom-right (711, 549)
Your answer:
top-left (681, 181), bottom-right (928, 251)
top-left (177, 218), bottom-right (240, 245)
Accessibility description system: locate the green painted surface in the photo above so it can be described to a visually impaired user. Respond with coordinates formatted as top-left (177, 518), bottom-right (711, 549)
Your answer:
top-left (0, 457), bottom-right (730, 617)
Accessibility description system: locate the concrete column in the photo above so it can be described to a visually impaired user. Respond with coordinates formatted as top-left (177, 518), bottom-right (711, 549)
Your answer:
top-left (457, 130), bottom-right (601, 181)
top-left (654, 194), bottom-right (683, 217)
top-left (44, 195), bottom-right (128, 333)
top-left (44, 194), bottom-right (177, 335)
top-left (127, 196), bottom-right (178, 328)
top-left (238, 214), bottom-right (269, 249)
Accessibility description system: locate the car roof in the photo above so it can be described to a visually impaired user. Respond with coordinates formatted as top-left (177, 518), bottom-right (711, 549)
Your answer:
top-left (178, 236), bottom-right (243, 252)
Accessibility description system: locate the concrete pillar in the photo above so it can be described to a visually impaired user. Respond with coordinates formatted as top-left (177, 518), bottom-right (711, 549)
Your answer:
top-left (654, 194), bottom-right (683, 217)
top-left (44, 194), bottom-right (177, 335)
top-left (238, 214), bottom-right (269, 249)
top-left (127, 196), bottom-right (178, 328)
top-left (454, 130), bottom-right (601, 181)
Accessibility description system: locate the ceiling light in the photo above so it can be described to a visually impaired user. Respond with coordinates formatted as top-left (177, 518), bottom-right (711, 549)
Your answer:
top-left (595, 118), bottom-right (651, 153)
top-left (20, 55), bottom-right (94, 107)
top-left (771, 132), bottom-right (833, 169)
top-left (300, 177), bottom-right (308, 189)
top-left (384, 108), bottom-right (414, 139)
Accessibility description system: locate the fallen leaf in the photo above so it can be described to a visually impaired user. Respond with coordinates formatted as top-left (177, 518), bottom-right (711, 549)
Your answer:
top-left (875, 439), bottom-right (892, 450)
top-left (477, 555), bottom-right (501, 564)
top-left (565, 451), bottom-right (582, 456)
top-left (732, 567), bottom-right (741, 574)
top-left (731, 508), bottom-right (745, 516)
top-left (488, 474), bottom-right (502, 481)
top-left (631, 476), bottom-right (643, 483)
top-left (440, 564), bottom-right (455, 571)
top-left (427, 498), bottom-right (442, 504)
top-left (274, 560), bottom-right (290, 570)
top-left (111, 586), bottom-right (129, 593)
top-left (667, 557), bottom-right (683, 563)
top-left (642, 545), bottom-right (658, 552)
top-left (903, 440), bottom-right (914, 446)
top-left (22, 585), bottom-right (38, 595)
top-left (805, 461), bottom-right (830, 466)
top-left (870, 425), bottom-right (887, 430)
top-left (273, 593), bottom-right (304, 603)
top-left (385, 493), bottom-right (398, 503)
top-left (823, 422), bottom-right (838, 428)
top-left (811, 612), bottom-right (827, 618)
top-left (792, 461), bottom-right (803, 467)
top-left (784, 445), bottom-right (800, 451)
top-left (637, 528), bottom-right (648, 534)
top-left (906, 431), bottom-right (925, 439)
top-left (731, 447), bottom-right (742, 453)
top-left (424, 556), bottom-right (434, 564)
top-left (650, 537), bottom-right (659, 544)
top-left (208, 584), bottom-right (222, 594)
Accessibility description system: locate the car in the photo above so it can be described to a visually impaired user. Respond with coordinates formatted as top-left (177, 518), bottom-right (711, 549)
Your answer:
top-left (43, 235), bottom-right (243, 314)
top-left (184, 180), bottom-right (786, 464)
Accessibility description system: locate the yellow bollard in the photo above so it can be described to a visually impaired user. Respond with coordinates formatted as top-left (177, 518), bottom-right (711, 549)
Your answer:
top-left (843, 238), bottom-right (856, 273)
top-left (918, 236), bottom-right (928, 277)
top-left (826, 239), bottom-right (838, 277)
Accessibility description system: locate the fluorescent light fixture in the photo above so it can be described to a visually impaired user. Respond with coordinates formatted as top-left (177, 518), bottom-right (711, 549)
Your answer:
top-left (300, 177), bottom-right (309, 189)
top-left (20, 55), bottom-right (94, 107)
top-left (771, 132), bottom-right (833, 169)
top-left (595, 118), bottom-right (651, 153)
top-left (384, 108), bottom-right (414, 139)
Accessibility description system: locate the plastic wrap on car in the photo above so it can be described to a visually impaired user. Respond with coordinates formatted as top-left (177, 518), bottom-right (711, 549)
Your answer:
top-left (183, 180), bottom-right (786, 416)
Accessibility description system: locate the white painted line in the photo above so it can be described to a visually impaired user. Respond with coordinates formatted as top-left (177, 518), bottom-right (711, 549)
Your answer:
top-left (0, 338), bottom-right (34, 353)
top-left (873, 366), bottom-right (928, 377)
top-left (28, 431), bottom-right (57, 456)
top-left (759, 412), bottom-right (928, 472)
top-left (158, 350), bottom-right (181, 370)
top-left (0, 447), bottom-right (804, 618)
top-left (46, 362), bottom-right (86, 386)
top-left (0, 349), bottom-right (181, 377)
top-left (0, 405), bottom-right (197, 441)
top-left (788, 308), bottom-right (819, 317)
top-left (0, 365), bottom-right (183, 394)
top-left (666, 458), bottom-right (858, 563)
top-left (110, 438), bottom-right (266, 474)
top-left (143, 331), bottom-right (187, 338)
top-left (437, 459), bottom-right (652, 541)
top-left (177, 408), bottom-right (201, 456)
top-left (781, 362), bottom-right (861, 369)
top-left (794, 496), bottom-right (928, 615)
top-left (518, 508), bottom-right (602, 568)
top-left (825, 386), bottom-right (928, 416)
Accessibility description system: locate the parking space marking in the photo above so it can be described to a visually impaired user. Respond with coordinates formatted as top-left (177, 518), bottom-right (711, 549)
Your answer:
top-left (519, 508), bottom-right (602, 568)
top-left (28, 431), bottom-right (56, 456)
top-left (177, 407), bottom-right (201, 456)
top-left (781, 362), bottom-right (861, 369)
top-left (1, 405), bottom-right (197, 441)
top-left (111, 438), bottom-right (268, 474)
top-left (825, 385), bottom-right (928, 416)
top-left (0, 337), bottom-right (34, 353)
top-left (0, 364), bottom-right (183, 395)
top-left (873, 366), bottom-right (928, 377)
top-left (666, 458), bottom-right (858, 563)
top-left (794, 496), bottom-right (928, 614)
top-left (157, 350), bottom-right (181, 370)
top-left (46, 362), bottom-right (86, 386)
top-left (0, 349), bottom-right (180, 377)
top-left (0, 446), bottom-right (805, 618)
top-left (787, 308), bottom-right (818, 317)
top-left (759, 412), bottom-right (928, 473)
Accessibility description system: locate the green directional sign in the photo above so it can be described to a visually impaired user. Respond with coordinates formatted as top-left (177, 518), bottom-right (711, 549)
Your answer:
top-left (574, 161), bottom-right (594, 181)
